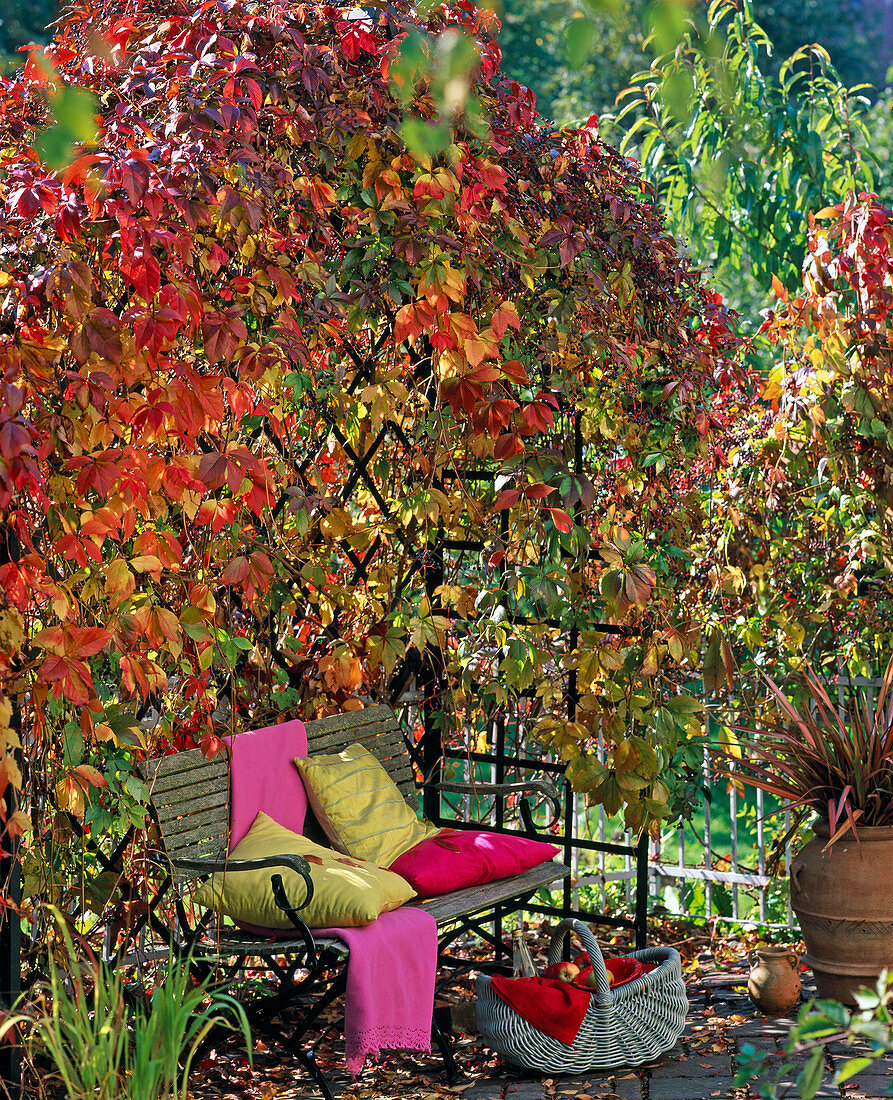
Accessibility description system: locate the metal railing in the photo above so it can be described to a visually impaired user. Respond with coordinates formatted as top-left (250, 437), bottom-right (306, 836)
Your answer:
top-left (573, 672), bottom-right (886, 930)
top-left (427, 671), bottom-right (885, 934)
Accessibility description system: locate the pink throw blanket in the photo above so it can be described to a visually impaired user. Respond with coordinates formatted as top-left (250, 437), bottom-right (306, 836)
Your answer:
top-left (318, 908), bottom-right (437, 1075)
top-left (226, 719), bottom-right (438, 1074)
top-left (225, 718), bottom-right (309, 849)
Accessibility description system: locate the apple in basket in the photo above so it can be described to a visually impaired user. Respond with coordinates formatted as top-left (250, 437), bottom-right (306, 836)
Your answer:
top-left (575, 966), bottom-right (617, 989)
top-left (573, 952), bottom-right (590, 970)
top-left (542, 961), bottom-right (580, 983)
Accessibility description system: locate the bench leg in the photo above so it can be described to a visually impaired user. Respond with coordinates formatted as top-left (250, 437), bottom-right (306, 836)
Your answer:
top-left (431, 1011), bottom-right (459, 1086)
top-left (292, 1045), bottom-right (337, 1100)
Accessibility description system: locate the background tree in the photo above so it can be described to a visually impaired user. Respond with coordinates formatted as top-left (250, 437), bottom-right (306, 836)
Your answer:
top-left (498, 0), bottom-right (891, 127)
top-left (497, 0), bottom-right (648, 124)
top-left (0, 0), bottom-right (58, 63)
top-left (613, 0), bottom-right (876, 325)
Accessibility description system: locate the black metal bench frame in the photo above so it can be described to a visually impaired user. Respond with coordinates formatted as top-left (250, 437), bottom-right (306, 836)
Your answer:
top-left (140, 705), bottom-right (571, 1099)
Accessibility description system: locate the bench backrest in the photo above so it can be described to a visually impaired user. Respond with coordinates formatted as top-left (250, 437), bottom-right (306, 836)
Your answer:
top-left (145, 704), bottom-right (417, 878)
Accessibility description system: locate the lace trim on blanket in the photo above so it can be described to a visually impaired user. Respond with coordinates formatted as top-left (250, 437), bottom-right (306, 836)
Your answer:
top-left (345, 1025), bottom-right (432, 1076)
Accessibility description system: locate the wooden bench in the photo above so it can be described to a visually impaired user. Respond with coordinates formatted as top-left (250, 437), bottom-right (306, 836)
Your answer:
top-left (143, 705), bottom-right (571, 1099)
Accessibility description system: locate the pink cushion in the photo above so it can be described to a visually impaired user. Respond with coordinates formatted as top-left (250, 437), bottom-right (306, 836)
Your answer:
top-left (388, 827), bottom-right (560, 898)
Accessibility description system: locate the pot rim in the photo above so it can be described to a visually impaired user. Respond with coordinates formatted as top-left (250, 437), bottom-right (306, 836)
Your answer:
top-left (811, 819), bottom-right (893, 840)
top-left (754, 946), bottom-right (797, 958)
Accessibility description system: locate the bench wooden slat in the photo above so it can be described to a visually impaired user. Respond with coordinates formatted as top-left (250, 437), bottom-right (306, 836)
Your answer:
top-left (304, 705), bottom-right (400, 739)
top-left (150, 771), bottom-right (227, 802)
top-left (154, 803), bottom-right (229, 842)
top-left (146, 747), bottom-right (220, 782)
top-left (413, 862), bottom-right (571, 925)
top-left (150, 774), bottom-right (229, 811)
top-left (160, 829), bottom-right (229, 864)
top-left (307, 727), bottom-right (405, 757)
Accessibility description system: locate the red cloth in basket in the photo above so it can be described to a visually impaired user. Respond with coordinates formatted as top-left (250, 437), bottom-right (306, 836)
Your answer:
top-left (489, 976), bottom-right (590, 1044)
top-left (489, 958), bottom-right (658, 1045)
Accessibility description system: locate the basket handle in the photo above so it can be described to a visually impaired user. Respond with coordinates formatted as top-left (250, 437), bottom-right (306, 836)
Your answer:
top-left (547, 917), bottom-right (613, 1004)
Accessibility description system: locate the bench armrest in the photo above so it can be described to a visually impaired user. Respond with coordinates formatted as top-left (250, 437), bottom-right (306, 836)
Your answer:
top-left (172, 853), bottom-right (314, 884)
top-left (174, 854), bottom-right (319, 967)
top-left (428, 779), bottom-right (562, 831)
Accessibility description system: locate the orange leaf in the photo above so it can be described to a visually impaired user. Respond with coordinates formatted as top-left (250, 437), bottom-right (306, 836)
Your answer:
top-left (74, 764), bottom-right (107, 788)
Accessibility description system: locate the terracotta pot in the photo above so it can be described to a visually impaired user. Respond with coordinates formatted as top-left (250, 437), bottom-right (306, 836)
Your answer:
top-left (747, 946), bottom-right (801, 1015)
top-left (790, 821), bottom-right (893, 1004)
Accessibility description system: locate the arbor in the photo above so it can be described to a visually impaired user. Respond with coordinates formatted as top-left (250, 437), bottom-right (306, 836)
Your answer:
top-left (0, 0), bottom-right (734, 926)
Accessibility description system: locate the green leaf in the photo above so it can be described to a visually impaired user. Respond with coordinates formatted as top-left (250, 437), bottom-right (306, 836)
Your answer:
top-left (35, 85), bottom-right (98, 170)
top-left (400, 117), bottom-right (452, 158)
top-left (563, 17), bottom-right (598, 69)
top-left (836, 1056), bottom-right (876, 1084)
top-left (804, 129), bottom-right (823, 175)
top-left (796, 1048), bottom-right (825, 1100)
top-left (124, 775), bottom-right (151, 805)
top-left (62, 724), bottom-right (84, 767)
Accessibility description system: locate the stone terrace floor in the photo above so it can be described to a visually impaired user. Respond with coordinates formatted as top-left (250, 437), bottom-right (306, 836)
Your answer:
top-left (211, 972), bottom-right (893, 1100)
top-left (451, 975), bottom-right (893, 1100)
top-left (188, 953), bottom-right (893, 1100)
top-left (281, 973), bottom-right (893, 1100)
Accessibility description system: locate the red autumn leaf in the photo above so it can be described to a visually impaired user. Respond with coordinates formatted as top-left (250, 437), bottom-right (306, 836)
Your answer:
top-left (200, 727), bottom-right (226, 759)
top-left (547, 507), bottom-right (574, 534)
top-left (494, 432), bottom-right (525, 459)
top-left (66, 626), bottom-right (112, 658)
top-left (74, 309), bottom-right (123, 366)
top-left (195, 499), bottom-right (238, 532)
top-left (202, 309), bottom-right (247, 363)
top-left (120, 156), bottom-right (150, 205)
top-left (492, 488), bottom-right (520, 511)
top-left (0, 420), bottom-right (32, 460)
top-left (500, 359), bottom-right (530, 383)
top-left (39, 655), bottom-right (94, 706)
top-left (339, 26), bottom-right (377, 59)
top-left (491, 301), bottom-right (521, 340)
top-left (442, 376), bottom-right (484, 416)
top-left (523, 483), bottom-right (553, 500)
top-left (198, 451), bottom-right (229, 490)
top-left (220, 556), bottom-right (250, 584)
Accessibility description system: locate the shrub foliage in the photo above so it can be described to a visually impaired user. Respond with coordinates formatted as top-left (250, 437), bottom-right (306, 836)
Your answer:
top-left (0, 0), bottom-right (739, 914)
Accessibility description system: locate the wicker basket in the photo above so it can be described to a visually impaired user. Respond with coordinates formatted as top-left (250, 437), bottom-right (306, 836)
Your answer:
top-left (475, 918), bottom-right (687, 1074)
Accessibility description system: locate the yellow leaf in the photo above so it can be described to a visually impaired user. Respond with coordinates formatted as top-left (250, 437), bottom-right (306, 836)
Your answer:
top-left (55, 775), bottom-right (84, 818)
top-left (130, 555), bottom-right (163, 579)
top-left (0, 609), bottom-right (24, 654)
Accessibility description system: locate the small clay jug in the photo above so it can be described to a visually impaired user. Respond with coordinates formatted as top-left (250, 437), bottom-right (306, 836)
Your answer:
top-left (747, 946), bottom-right (801, 1015)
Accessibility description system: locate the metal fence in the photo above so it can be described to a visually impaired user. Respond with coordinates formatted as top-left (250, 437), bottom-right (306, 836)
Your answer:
top-left (435, 672), bottom-right (885, 935)
top-left (572, 672), bottom-right (886, 931)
